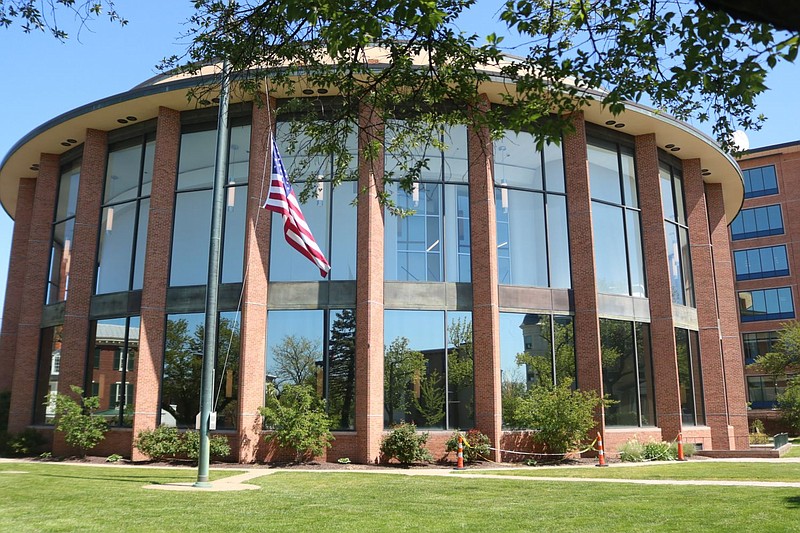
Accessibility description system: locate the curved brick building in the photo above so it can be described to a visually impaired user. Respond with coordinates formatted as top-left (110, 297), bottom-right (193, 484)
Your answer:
top-left (0, 57), bottom-right (750, 462)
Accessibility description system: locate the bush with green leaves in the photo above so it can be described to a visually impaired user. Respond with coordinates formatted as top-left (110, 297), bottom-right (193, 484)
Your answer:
top-left (445, 429), bottom-right (490, 463)
top-left (134, 426), bottom-right (232, 462)
top-left (259, 384), bottom-right (334, 462)
top-left (670, 441), bottom-right (696, 458)
top-left (0, 428), bottom-right (47, 457)
top-left (380, 422), bottom-right (432, 464)
top-left (778, 377), bottom-right (800, 433)
top-left (619, 439), bottom-right (646, 462)
top-left (512, 381), bottom-right (608, 455)
top-left (643, 440), bottom-right (677, 461)
top-left (51, 385), bottom-right (108, 457)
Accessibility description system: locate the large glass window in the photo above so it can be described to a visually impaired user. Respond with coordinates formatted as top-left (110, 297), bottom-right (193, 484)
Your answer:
top-left (738, 287), bottom-right (795, 322)
top-left (742, 331), bottom-right (779, 365)
top-left (661, 162), bottom-right (694, 307)
top-left (170, 125), bottom-right (250, 286)
top-left (47, 163), bottom-right (80, 304)
top-left (743, 165), bottom-right (778, 199)
top-left (734, 245), bottom-right (789, 281)
top-left (730, 205), bottom-right (784, 240)
top-left (600, 319), bottom-right (655, 426)
top-left (96, 136), bottom-right (154, 294)
top-left (384, 124), bottom-right (470, 282)
top-left (675, 328), bottom-right (705, 426)
top-left (589, 139), bottom-right (646, 297)
top-left (265, 309), bottom-right (357, 430)
top-left (384, 310), bottom-right (474, 429)
top-left (89, 317), bottom-right (139, 426)
top-left (269, 123), bottom-right (358, 281)
top-left (33, 325), bottom-right (63, 424)
top-left (494, 132), bottom-right (570, 288)
top-left (499, 312), bottom-right (576, 428)
top-left (161, 312), bottom-right (240, 429)
top-left (747, 375), bottom-right (793, 409)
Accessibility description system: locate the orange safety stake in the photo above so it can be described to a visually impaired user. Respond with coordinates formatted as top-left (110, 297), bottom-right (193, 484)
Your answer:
top-left (455, 433), bottom-right (466, 470)
top-left (677, 432), bottom-right (687, 461)
top-left (596, 432), bottom-right (608, 467)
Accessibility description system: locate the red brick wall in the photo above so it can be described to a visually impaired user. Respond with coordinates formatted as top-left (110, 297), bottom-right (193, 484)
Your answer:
top-left (0, 178), bottom-right (36, 393)
top-left (8, 154), bottom-right (60, 433)
top-left (468, 95), bottom-right (502, 460)
top-left (131, 107), bottom-right (181, 460)
top-left (563, 113), bottom-right (604, 419)
top-left (635, 133), bottom-right (681, 441)
top-left (706, 183), bottom-right (749, 448)
top-left (683, 158), bottom-right (731, 448)
top-left (355, 103), bottom-right (385, 464)
top-left (238, 96), bottom-right (273, 462)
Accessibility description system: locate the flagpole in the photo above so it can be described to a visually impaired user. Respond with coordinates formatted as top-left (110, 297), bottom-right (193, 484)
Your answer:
top-left (195, 58), bottom-right (231, 487)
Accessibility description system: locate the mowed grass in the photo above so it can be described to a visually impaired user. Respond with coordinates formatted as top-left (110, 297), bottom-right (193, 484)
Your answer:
top-left (2, 463), bottom-right (800, 532)
top-left (784, 445), bottom-right (800, 458)
top-left (465, 460), bottom-right (800, 482)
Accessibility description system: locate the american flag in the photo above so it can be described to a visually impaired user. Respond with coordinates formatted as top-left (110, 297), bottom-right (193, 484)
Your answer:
top-left (263, 137), bottom-right (331, 277)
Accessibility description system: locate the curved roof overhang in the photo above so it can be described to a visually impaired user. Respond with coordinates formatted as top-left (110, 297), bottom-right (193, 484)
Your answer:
top-left (0, 59), bottom-right (743, 221)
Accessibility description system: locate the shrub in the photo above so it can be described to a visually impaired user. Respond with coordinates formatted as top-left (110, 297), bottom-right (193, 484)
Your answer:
top-left (380, 423), bottom-right (432, 464)
top-left (643, 440), bottom-right (676, 461)
top-left (134, 426), bottom-right (232, 462)
top-left (671, 441), bottom-right (696, 457)
top-left (182, 430), bottom-right (232, 461)
top-left (445, 429), bottom-right (491, 463)
top-left (779, 377), bottom-right (800, 433)
top-left (259, 384), bottom-right (334, 462)
top-left (750, 419), bottom-right (766, 434)
top-left (619, 439), bottom-right (646, 462)
top-left (749, 432), bottom-right (770, 445)
top-left (51, 386), bottom-right (108, 457)
top-left (1, 428), bottom-right (46, 457)
top-left (106, 454), bottom-right (123, 463)
top-left (513, 381), bottom-right (608, 454)
top-left (134, 426), bottom-right (182, 461)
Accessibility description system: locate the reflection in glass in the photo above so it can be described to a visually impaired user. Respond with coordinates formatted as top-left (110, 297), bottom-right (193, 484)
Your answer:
top-left (600, 319), bottom-right (654, 427)
top-left (499, 312), bottom-right (575, 428)
top-left (675, 328), bottom-right (705, 425)
top-left (161, 312), bottom-right (240, 429)
top-left (90, 317), bottom-right (139, 427)
top-left (34, 325), bottom-right (63, 424)
top-left (48, 165), bottom-right (80, 303)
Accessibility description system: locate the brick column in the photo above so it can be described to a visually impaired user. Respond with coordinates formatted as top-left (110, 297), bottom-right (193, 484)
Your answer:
top-left (706, 183), bottom-right (749, 449)
top-left (563, 113), bottom-right (604, 416)
top-left (53, 129), bottom-right (107, 455)
top-left (8, 154), bottom-right (59, 432)
top-left (238, 96), bottom-right (273, 462)
top-left (635, 134), bottom-right (682, 441)
top-left (131, 107), bottom-right (181, 460)
top-left (0, 179), bottom-right (36, 394)
top-left (355, 103), bottom-right (384, 464)
top-left (683, 159), bottom-right (730, 448)
top-left (468, 96), bottom-right (502, 460)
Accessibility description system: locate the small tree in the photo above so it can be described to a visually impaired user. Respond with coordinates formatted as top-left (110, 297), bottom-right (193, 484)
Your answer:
top-left (380, 423), bottom-right (432, 464)
top-left (778, 377), bottom-right (800, 433)
top-left (513, 381), bottom-right (607, 455)
top-left (51, 385), bottom-right (108, 458)
top-left (259, 384), bottom-right (333, 462)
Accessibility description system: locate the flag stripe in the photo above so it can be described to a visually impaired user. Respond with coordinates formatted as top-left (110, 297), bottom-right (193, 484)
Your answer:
top-left (263, 137), bottom-right (331, 277)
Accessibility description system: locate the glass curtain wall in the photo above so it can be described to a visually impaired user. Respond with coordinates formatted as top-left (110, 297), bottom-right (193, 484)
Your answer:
top-left (675, 328), bottom-right (705, 425)
top-left (384, 123), bottom-right (470, 282)
top-left (269, 122), bottom-right (358, 281)
top-left (170, 125), bottom-right (250, 286)
top-left (498, 312), bottom-right (576, 428)
top-left (588, 138), bottom-right (646, 297)
top-left (96, 136), bottom-right (155, 294)
top-left (160, 312), bottom-right (240, 429)
top-left (33, 325), bottom-right (63, 424)
top-left (88, 317), bottom-right (139, 426)
top-left (265, 309), bottom-right (357, 430)
top-left (660, 162), bottom-right (695, 306)
top-left (383, 310), bottom-right (474, 429)
top-left (600, 319), bottom-right (655, 426)
top-left (47, 163), bottom-right (81, 303)
top-left (494, 132), bottom-right (570, 288)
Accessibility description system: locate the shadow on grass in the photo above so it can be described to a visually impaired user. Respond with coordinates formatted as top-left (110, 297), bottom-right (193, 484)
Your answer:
top-left (784, 496), bottom-right (800, 509)
top-left (40, 472), bottom-right (190, 485)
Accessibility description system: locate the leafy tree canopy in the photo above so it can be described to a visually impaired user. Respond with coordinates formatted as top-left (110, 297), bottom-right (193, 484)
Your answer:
top-left (157, 0), bottom-right (800, 201)
top-left (750, 320), bottom-right (800, 377)
top-left (0, 0), bottom-right (125, 39)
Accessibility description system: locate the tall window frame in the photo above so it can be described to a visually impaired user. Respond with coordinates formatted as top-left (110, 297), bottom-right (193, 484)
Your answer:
top-left (660, 161), bottom-right (695, 307)
top-left (47, 161), bottom-right (81, 304)
top-left (675, 328), bottom-right (705, 426)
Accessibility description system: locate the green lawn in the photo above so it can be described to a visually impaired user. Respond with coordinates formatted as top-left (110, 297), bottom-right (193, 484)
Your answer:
top-left (784, 445), bottom-right (800, 458)
top-left (2, 463), bottom-right (800, 532)
top-left (464, 461), bottom-right (800, 482)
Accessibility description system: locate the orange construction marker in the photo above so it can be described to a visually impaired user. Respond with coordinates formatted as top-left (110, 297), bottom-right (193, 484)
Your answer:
top-left (596, 432), bottom-right (608, 467)
top-left (455, 433), bottom-right (466, 470)
top-left (677, 432), bottom-right (686, 461)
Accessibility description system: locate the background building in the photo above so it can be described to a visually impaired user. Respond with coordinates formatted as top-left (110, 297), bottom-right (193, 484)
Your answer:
top-left (735, 141), bottom-right (800, 432)
top-left (0, 56), bottom-right (751, 462)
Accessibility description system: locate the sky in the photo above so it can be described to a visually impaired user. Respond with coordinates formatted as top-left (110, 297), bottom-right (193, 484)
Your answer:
top-left (0, 1), bottom-right (799, 325)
